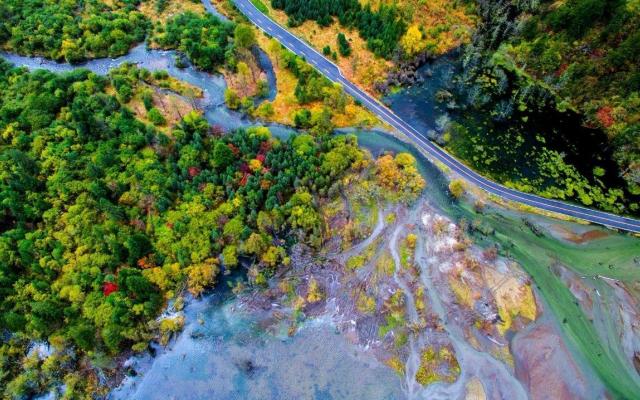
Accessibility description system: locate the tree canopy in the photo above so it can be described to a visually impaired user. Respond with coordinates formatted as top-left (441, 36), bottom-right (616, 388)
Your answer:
top-left (0, 60), bottom-right (368, 397)
top-left (0, 0), bottom-right (150, 63)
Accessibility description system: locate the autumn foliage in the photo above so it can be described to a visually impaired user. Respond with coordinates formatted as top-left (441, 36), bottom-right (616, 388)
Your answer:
top-left (102, 282), bottom-right (118, 297)
top-left (375, 152), bottom-right (426, 202)
top-left (595, 106), bottom-right (614, 128)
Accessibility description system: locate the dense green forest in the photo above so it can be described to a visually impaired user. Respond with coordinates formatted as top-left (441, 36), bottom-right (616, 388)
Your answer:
top-left (0, 60), bottom-right (367, 397)
top-left (270, 0), bottom-right (407, 58)
top-left (150, 12), bottom-right (236, 72)
top-left (0, 0), bottom-right (150, 63)
top-left (0, 1), bottom-right (239, 73)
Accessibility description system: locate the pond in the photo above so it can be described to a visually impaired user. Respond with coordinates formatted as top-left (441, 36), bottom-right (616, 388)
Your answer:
top-left (384, 52), bottom-right (637, 213)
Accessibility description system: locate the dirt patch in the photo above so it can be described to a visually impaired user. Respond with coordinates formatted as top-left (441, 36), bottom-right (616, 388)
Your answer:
top-left (129, 86), bottom-right (196, 130)
top-left (222, 50), bottom-right (268, 99)
top-left (512, 322), bottom-right (598, 399)
top-left (552, 225), bottom-right (609, 244)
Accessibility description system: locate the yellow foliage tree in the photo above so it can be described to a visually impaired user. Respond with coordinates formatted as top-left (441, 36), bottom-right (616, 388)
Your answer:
top-left (406, 233), bottom-right (417, 249)
top-left (187, 258), bottom-right (219, 297)
top-left (376, 154), bottom-right (402, 190)
top-left (249, 158), bottom-right (263, 172)
top-left (306, 278), bottom-right (324, 303)
top-left (237, 61), bottom-right (251, 86)
top-left (376, 153), bottom-right (426, 201)
top-left (401, 25), bottom-right (424, 56)
top-left (448, 179), bottom-right (466, 199)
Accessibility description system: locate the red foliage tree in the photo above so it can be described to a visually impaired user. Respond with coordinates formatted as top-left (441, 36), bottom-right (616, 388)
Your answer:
top-left (210, 124), bottom-right (225, 137)
top-left (240, 172), bottom-right (250, 186)
top-left (228, 143), bottom-right (240, 156)
top-left (103, 282), bottom-right (118, 296)
top-left (596, 106), bottom-right (614, 128)
top-left (188, 166), bottom-right (201, 178)
top-left (259, 141), bottom-right (271, 153)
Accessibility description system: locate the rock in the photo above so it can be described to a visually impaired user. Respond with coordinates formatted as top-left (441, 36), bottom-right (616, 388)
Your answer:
top-left (237, 359), bottom-right (256, 376)
top-left (465, 377), bottom-right (486, 400)
top-left (190, 330), bottom-right (205, 340)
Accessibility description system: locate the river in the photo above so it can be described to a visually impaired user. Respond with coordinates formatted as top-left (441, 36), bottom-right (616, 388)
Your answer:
top-left (0, 43), bottom-right (288, 136)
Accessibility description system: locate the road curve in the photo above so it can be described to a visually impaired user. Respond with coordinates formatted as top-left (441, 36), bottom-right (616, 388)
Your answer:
top-left (230, 0), bottom-right (640, 234)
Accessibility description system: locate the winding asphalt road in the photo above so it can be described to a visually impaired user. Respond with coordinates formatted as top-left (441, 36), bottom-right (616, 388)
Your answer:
top-left (231, 0), bottom-right (640, 233)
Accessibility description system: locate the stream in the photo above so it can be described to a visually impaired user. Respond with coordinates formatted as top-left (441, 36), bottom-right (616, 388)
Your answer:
top-left (0, 42), bottom-right (289, 136)
top-left (414, 214), bottom-right (528, 400)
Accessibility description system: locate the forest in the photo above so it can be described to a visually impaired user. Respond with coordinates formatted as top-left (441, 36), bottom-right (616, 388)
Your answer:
top-left (0, 60), bottom-right (367, 397)
top-left (0, 0), bottom-right (150, 63)
top-left (514, 0), bottom-right (640, 197)
top-left (150, 12), bottom-right (236, 72)
top-left (270, 0), bottom-right (407, 58)
top-left (0, 1), bottom-right (239, 74)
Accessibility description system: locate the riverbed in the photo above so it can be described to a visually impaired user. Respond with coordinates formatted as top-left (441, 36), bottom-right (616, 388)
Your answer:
top-left (111, 293), bottom-right (404, 399)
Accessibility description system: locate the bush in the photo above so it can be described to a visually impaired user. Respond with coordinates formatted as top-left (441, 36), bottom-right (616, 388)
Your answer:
top-left (142, 90), bottom-right (154, 111)
top-left (294, 109), bottom-right (312, 128)
top-left (147, 108), bottom-right (166, 126)
top-left (337, 33), bottom-right (352, 57)
top-left (448, 179), bottom-right (466, 199)
top-left (257, 79), bottom-right (270, 98)
top-left (225, 88), bottom-right (241, 109)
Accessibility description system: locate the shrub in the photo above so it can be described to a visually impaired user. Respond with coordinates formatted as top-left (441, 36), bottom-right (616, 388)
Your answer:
top-left (147, 108), bottom-right (166, 126)
top-left (337, 33), bottom-right (352, 57)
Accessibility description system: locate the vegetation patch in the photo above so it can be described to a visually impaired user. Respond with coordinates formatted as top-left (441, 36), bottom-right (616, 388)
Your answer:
top-left (378, 290), bottom-right (406, 338)
top-left (0, 0), bottom-right (150, 63)
top-left (483, 266), bottom-right (537, 335)
top-left (271, 0), bottom-right (406, 59)
top-left (254, 34), bottom-right (379, 127)
top-left (150, 12), bottom-right (235, 72)
top-left (415, 345), bottom-right (460, 386)
top-left (375, 251), bottom-right (395, 277)
top-left (250, 0), bottom-right (269, 14)
top-left (139, 0), bottom-right (207, 23)
top-left (346, 236), bottom-right (380, 270)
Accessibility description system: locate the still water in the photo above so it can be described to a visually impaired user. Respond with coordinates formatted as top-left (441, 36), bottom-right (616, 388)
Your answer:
top-left (111, 293), bottom-right (403, 399)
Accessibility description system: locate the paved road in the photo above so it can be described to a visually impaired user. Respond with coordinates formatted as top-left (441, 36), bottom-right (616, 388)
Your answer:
top-left (231, 0), bottom-right (640, 233)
